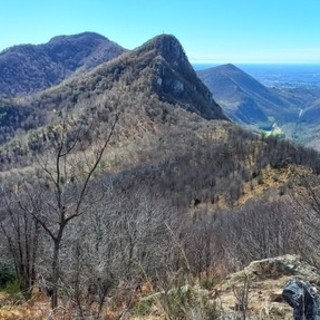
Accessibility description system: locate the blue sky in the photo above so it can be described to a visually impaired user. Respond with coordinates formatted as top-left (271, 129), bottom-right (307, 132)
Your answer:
top-left (1, 0), bottom-right (320, 63)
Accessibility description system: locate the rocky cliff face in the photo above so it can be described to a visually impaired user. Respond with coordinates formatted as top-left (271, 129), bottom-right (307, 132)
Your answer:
top-left (53, 34), bottom-right (228, 121)
top-left (136, 34), bottom-right (228, 120)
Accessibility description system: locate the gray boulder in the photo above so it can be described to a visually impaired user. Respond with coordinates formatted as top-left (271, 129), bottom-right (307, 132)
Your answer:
top-left (283, 280), bottom-right (320, 320)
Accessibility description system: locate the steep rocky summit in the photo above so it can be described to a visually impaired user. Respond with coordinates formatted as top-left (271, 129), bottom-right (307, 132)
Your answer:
top-left (0, 32), bottom-right (125, 96)
top-left (144, 35), bottom-right (228, 120)
top-left (0, 34), bottom-right (228, 168)
top-left (82, 34), bottom-right (228, 121)
top-left (34, 33), bottom-right (228, 123)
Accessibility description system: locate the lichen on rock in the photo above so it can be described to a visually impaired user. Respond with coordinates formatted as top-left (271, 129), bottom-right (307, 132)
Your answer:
top-left (283, 280), bottom-right (320, 320)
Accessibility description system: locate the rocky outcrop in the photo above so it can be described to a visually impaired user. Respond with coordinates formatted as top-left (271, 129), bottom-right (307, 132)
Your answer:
top-left (60, 34), bottom-right (228, 121)
top-left (134, 34), bottom-right (228, 120)
top-left (212, 255), bottom-right (320, 319)
top-left (283, 280), bottom-right (320, 320)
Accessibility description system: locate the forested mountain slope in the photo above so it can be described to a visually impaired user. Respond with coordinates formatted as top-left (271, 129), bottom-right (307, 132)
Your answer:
top-left (0, 32), bottom-right (125, 96)
top-left (1, 33), bottom-right (320, 319)
top-left (197, 63), bottom-right (297, 124)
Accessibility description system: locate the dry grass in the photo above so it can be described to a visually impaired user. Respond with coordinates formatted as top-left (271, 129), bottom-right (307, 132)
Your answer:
top-left (0, 298), bottom-right (49, 320)
top-left (237, 164), bottom-right (312, 206)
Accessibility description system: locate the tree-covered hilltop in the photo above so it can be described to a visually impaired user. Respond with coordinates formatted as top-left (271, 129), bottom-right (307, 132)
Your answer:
top-left (0, 32), bottom-right (125, 97)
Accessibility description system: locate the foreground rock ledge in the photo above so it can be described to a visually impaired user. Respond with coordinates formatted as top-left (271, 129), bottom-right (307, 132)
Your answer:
top-left (212, 254), bottom-right (320, 319)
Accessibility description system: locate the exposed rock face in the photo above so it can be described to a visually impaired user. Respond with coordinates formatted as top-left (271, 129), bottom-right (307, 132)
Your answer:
top-left (283, 280), bottom-right (320, 320)
top-left (61, 34), bottom-right (228, 121)
top-left (148, 34), bottom-right (189, 70)
top-left (212, 255), bottom-right (320, 319)
top-left (133, 34), bottom-right (228, 120)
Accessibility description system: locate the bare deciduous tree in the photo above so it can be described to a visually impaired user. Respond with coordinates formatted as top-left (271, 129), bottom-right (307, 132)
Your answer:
top-left (17, 113), bottom-right (118, 309)
top-left (0, 194), bottom-right (41, 292)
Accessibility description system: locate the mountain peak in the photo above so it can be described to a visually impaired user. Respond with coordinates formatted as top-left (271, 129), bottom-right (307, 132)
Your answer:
top-left (197, 64), bottom-right (294, 124)
top-left (0, 32), bottom-right (124, 96)
top-left (141, 34), bottom-right (181, 50)
top-left (213, 63), bottom-right (241, 73)
top-left (148, 34), bottom-right (184, 53)
top-left (136, 34), bottom-right (189, 69)
top-left (131, 34), bottom-right (227, 120)
top-left (222, 63), bottom-right (239, 70)
top-left (75, 34), bottom-right (227, 121)
top-left (48, 32), bottom-right (108, 44)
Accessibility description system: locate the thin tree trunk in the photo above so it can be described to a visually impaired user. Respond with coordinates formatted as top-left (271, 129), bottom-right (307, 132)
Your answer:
top-left (51, 240), bottom-right (60, 309)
